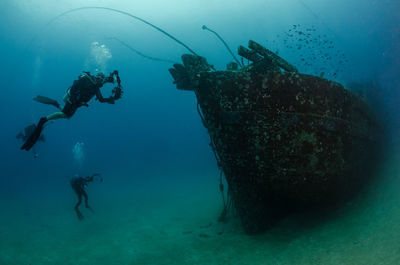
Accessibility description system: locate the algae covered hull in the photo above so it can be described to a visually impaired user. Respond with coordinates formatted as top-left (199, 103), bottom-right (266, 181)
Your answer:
top-left (169, 41), bottom-right (381, 234)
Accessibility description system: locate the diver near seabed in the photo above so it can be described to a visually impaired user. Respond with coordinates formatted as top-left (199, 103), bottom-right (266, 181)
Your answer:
top-left (70, 173), bottom-right (103, 220)
top-left (20, 70), bottom-right (123, 151)
top-left (17, 124), bottom-right (46, 158)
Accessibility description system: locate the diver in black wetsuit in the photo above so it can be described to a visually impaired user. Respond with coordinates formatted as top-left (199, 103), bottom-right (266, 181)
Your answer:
top-left (20, 71), bottom-right (123, 151)
top-left (70, 173), bottom-right (102, 220)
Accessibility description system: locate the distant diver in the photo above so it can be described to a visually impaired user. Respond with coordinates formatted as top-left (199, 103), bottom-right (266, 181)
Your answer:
top-left (20, 70), bottom-right (122, 151)
top-left (70, 173), bottom-right (102, 220)
top-left (17, 123), bottom-right (45, 158)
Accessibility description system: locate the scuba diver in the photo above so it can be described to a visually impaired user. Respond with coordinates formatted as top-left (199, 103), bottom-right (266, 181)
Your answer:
top-left (70, 173), bottom-right (102, 220)
top-left (17, 123), bottom-right (46, 158)
top-left (20, 70), bottom-right (123, 151)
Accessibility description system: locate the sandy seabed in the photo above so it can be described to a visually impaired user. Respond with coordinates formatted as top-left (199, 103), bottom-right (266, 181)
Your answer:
top-left (1, 153), bottom-right (400, 265)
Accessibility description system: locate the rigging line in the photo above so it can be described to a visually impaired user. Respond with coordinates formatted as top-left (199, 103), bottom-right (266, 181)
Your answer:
top-left (202, 25), bottom-right (243, 68)
top-left (297, 0), bottom-right (341, 40)
top-left (31, 6), bottom-right (198, 56)
top-left (107, 37), bottom-right (177, 64)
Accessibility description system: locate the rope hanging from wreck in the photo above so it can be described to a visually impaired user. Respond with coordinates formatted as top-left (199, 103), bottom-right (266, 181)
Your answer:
top-left (217, 170), bottom-right (234, 223)
top-left (32, 6), bottom-right (199, 56)
top-left (202, 25), bottom-right (244, 68)
top-left (196, 102), bottom-right (231, 222)
top-left (196, 103), bottom-right (222, 167)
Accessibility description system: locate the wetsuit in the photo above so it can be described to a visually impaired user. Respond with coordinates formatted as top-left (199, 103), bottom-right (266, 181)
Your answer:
top-left (20, 71), bottom-right (118, 152)
top-left (63, 72), bottom-right (115, 118)
top-left (70, 175), bottom-right (94, 220)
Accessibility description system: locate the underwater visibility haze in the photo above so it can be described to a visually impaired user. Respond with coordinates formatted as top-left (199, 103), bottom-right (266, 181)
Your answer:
top-left (1, 0), bottom-right (400, 264)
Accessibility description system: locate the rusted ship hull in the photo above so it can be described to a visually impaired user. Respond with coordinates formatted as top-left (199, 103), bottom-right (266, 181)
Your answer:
top-left (195, 71), bottom-right (380, 233)
top-left (169, 41), bottom-right (381, 234)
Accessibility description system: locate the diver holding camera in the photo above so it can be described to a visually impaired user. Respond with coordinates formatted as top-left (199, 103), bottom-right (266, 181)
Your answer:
top-left (21, 70), bottom-right (123, 151)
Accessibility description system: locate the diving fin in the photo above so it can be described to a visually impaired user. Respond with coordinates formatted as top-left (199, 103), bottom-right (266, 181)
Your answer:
top-left (20, 117), bottom-right (47, 151)
top-left (33, 95), bottom-right (61, 109)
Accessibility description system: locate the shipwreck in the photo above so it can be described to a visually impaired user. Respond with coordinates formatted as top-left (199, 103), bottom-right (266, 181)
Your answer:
top-left (169, 40), bottom-right (381, 234)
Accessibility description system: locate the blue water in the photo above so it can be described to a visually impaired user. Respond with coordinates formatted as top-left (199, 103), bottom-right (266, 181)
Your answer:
top-left (1, 1), bottom-right (400, 264)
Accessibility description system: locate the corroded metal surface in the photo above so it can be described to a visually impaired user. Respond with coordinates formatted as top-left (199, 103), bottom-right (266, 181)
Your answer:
top-left (169, 40), bottom-right (381, 234)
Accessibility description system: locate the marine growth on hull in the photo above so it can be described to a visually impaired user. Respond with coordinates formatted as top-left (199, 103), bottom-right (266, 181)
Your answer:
top-left (169, 40), bottom-right (382, 234)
